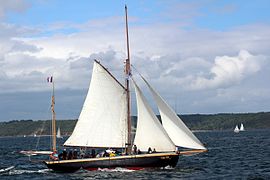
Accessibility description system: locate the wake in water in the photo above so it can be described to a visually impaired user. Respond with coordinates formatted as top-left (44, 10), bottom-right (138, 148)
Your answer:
top-left (0, 166), bottom-right (15, 174)
top-left (8, 168), bottom-right (51, 175)
top-left (96, 167), bottom-right (136, 172)
top-left (96, 166), bottom-right (176, 172)
top-left (162, 165), bottom-right (174, 170)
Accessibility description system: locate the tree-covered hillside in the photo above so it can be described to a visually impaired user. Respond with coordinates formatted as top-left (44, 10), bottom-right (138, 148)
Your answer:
top-left (0, 119), bottom-right (77, 137)
top-left (0, 112), bottom-right (269, 136)
top-left (180, 112), bottom-right (270, 130)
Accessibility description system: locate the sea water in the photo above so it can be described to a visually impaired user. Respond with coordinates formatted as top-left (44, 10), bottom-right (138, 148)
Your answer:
top-left (0, 130), bottom-right (269, 179)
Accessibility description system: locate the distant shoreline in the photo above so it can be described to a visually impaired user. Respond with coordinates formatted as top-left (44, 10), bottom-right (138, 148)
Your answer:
top-left (1, 129), bottom-right (270, 138)
top-left (0, 112), bottom-right (269, 136)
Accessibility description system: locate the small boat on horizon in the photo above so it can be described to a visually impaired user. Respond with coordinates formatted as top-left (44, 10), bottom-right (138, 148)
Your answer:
top-left (234, 123), bottom-right (245, 133)
top-left (240, 123), bottom-right (245, 131)
top-left (56, 127), bottom-right (63, 139)
top-left (234, 125), bottom-right (240, 133)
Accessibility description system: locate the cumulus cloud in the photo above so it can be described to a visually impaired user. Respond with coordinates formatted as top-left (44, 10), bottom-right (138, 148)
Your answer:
top-left (0, 47), bottom-right (123, 93)
top-left (1, 1), bottom-right (270, 119)
top-left (1, 18), bottom-right (270, 96)
top-left (189, 50), bottom-right (267, 90)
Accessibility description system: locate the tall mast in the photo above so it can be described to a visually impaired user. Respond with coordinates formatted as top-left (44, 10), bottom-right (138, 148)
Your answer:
top-left (51, 80), bottom-right (57, 152)
top-left (125, 5), bottom-right (132, 154)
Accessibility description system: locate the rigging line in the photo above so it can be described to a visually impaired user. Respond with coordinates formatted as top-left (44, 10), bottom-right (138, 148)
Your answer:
top-left (130, 64), bottom-right (145, 81)
top-left (35, 105), bottom-right (51, 151)
top-left (35, 120), bottom-right (45, 150)
top-left (46, 104), bottom-right (53, 152)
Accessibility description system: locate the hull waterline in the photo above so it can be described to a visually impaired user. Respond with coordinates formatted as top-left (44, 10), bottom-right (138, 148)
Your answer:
top-left (44, 153), bottom-right (179, 172)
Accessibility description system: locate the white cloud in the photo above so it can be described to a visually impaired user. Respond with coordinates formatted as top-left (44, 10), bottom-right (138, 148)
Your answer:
top-left (189, 50), bottom-right (267, 90)
top-left (1, 18), bottom-right (270, 96)
top-left (1, 3), bottom-right (270, 118)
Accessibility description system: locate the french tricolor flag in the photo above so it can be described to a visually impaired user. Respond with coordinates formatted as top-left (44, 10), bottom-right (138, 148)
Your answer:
top-left (47, 76), bottom-right (53, 83)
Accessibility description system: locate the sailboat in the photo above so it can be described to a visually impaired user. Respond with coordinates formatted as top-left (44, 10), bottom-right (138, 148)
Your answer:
top-left (57, 127), bottom-right (63, 138)
top-left (234, 125), bottom-right (240, 133)
top-left (20, 76), bottom-right (55, 157)
top-left (240, 123), bottom-right (245, 131)
top-left (44, 6), bottom-right (207, 172)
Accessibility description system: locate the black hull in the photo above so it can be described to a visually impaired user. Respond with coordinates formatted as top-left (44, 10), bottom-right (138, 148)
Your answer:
top-left (44, 153), bottom-right (179, 172)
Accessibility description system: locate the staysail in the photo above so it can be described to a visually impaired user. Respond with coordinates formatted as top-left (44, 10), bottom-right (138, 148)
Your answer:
top-left (64, 61), bottom-right (128, 148)
top-left (141, 77), bottom-right (206, 150)
top-left (132, 79), bottom-right (175, 152)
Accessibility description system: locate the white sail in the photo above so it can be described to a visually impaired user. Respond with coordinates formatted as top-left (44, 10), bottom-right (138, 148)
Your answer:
top-left (142, 77), bottom-right (206, 150)
top-left (240, 123), bottom-right (245, 131)
top-left (234, 125), bottom-right (240, 133)
top-left (57, 128), bottom-right (62, 138)
top-left (132, 79), bottom-right (175, 152)
top-left (64, 61), bottom-right (128, 148)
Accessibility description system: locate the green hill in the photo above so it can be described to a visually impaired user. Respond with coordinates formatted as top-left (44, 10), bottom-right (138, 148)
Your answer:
top-left (0, 119), bottom-right (77, 137)
top-left (179, 112), bottom-right (270, 130)
top-left (0, 112), bottom-right (269, 136)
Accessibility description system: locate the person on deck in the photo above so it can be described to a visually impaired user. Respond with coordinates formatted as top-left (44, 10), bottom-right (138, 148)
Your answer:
top-left (133, 144), bottom-right (137, 154)
top-left (58, 152), bottom-right (63, 160)
top-left (68, 150), bottom-right (73, 160)
top-left (62, 149), bottom-right (67, 160)
top-left (73, 149), bottom-right (78, 159)
top-left (80, 148), bottom-right (85, 159)
top-left (103, 151), bottom-right (109, 157)
top-left (50, 152), bottom-right (59, 160)
top-left (147, 147), bottom-right (152, 154)
top-left (91, 149), bottom-right (96, 158)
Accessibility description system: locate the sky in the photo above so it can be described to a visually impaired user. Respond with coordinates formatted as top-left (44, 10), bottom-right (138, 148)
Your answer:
top-left (0, 0), bottom-right (270, 121)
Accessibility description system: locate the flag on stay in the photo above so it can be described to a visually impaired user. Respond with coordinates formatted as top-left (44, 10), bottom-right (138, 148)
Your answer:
top-left (47, 76), bottom-right (53, 83)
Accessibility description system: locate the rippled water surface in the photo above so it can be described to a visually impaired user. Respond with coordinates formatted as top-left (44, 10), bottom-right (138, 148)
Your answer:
top-left (0, 130), bottom-right (269, 179)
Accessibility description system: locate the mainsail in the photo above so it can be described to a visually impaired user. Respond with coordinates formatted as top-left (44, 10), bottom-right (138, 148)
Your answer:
top-left (132, 79), bottom-right (176, 152)
top-left (141, 77), bottom-right (206, 150)
top-left (64, 61), bottom-right (128, 148)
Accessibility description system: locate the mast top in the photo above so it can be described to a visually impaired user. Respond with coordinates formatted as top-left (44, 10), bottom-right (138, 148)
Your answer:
top-left (125, 5), bottom-right (131, 75)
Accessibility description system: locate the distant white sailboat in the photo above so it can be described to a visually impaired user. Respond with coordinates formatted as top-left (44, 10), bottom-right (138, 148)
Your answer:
top-left (57, 127), bottom-right (63, 138)
top-left (240, 123), bottom-right (245, 131)
top-left (234, 125), bottom-right (240, 133)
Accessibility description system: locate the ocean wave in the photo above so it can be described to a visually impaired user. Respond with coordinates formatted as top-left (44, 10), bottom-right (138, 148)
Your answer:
top-left (97, 167), bottom-right (136, 172)
top-left (9, 168), bottom-right (51, 175)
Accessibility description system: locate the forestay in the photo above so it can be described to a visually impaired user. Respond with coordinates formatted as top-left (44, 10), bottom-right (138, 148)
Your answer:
top-left (142, 77), bottom-right (206, 150)
top-left (64, 61), bottom-right (127, 148)
top-left (132, 79), bottom-right (175, 152)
